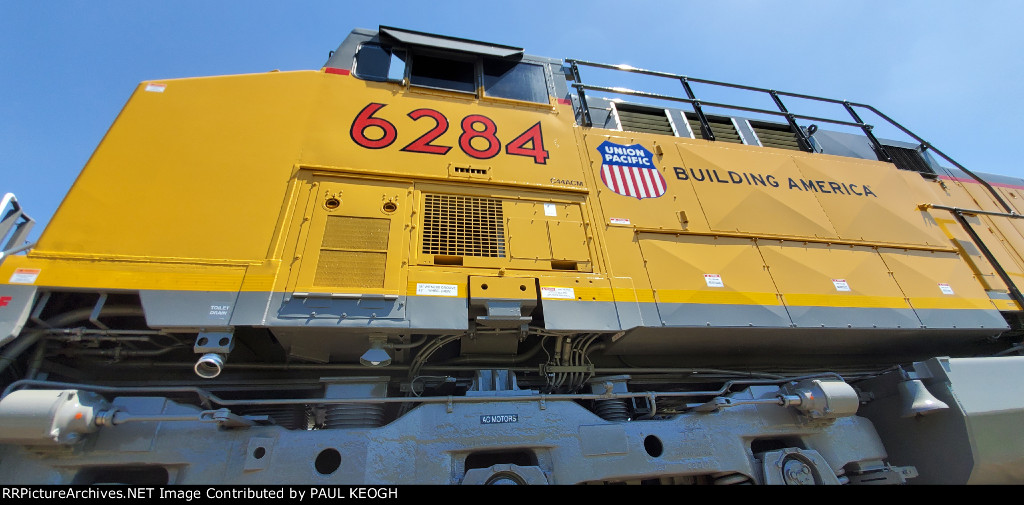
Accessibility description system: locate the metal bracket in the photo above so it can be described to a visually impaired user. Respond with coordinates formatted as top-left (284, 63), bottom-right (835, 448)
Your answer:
top-left (694, 397), bottom-right (733, 412)
top-left (29, 292), bottom-right (52, 328)
top-left (845, 465), bottom-right (918, 485)
top-left (0, 193), bottom-right (35, 264)
top-left (194, 330), bottom-right (235, 354)
top-left (89, 294), bottom-right (109, 330)
top-left (539, 364), bottom-right (595, 375)
top-left (199, 409), bottom-right (260, 428)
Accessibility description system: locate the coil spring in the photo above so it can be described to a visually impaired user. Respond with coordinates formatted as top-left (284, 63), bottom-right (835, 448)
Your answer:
top-left (593, 399), bottom-right (630, 421)
top-left (323, 403), bottom-right (385, 428)
top-left (244, 406), bottom-right (310, 430)
top-left (711, 472), bottom-right (753, 485)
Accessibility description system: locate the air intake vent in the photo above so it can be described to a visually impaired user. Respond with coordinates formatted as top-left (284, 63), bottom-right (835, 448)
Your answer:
top-left (687, 114), bottom-right (742, 144)
top-left (616, 104), bottom-right (674, 135)
top-left (884, 145), bottom-right (936, 177)
top-left (423, 194), bottom-right (506, 257)
top-left (314, 216), bottom-right (389, 288)
top-left (750, 121), bottom-right (801, 151)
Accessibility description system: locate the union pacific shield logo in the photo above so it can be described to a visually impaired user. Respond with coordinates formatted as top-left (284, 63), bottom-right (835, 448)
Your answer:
top-left (597, 140), bottom-right (666, 199)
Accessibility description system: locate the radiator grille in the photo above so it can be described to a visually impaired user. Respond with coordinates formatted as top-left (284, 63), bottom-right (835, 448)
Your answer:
top-left (688, 114), bottom-right (742, 144)
top-left (322, 216), bottom-right (390, 250)
top-left (314, 216), bottom-right (390, 288)
top-left (616, 105), bottom-right (674, 135)
top-left (422, 194), bottom-right (506, 257)
top-left (884, 145), bottom-right (935, 177)
top-left (750, 121), bottom-right (801, 151)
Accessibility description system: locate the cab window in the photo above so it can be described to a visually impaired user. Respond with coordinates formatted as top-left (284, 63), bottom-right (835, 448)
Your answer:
top-left (484, 60), bottom-right (548, 104)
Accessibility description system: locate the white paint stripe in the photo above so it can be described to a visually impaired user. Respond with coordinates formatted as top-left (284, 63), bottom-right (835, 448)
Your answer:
top-left (649, 169), bottom-right (662, 196)
top-left (602, 165), bottom-right (612, 191)
top-left (653, 170), bottom-right (666, 195)
top-left (640, 168), bottom-right (656, 198)
top-left (612, 165), bottom-right (626, 196)
top-left (634, 166), bottom-right (651, 196)
top-left (625, 166), bottom-right (640, 197)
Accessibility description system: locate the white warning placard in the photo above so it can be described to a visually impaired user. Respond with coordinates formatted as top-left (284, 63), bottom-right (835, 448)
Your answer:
top-left (938, 283), bottom-right (955, 295)
top-left (704, 274), bottom-right (724, 288)
top-left (544, 203), bottom-right (557, 217)
top-left (416, 283), bottom-right (458, 297)
top-left (8, 268), bottom-right (40, 284)
top-left (832, 279), bottom-right (851, 292)
top-left (609, 217), bottom-right (631, 225)
top-left (541, 287), bottom-right (575, 299)
top-left (145, 83), bottom-right (166, 92)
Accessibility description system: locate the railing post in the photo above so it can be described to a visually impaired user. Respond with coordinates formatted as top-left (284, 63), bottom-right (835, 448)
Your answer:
top-left (680, 77), bottom-right (715, 141)
top-left (568, 61), bottom-right (593, 127)
top-left (769, 91), bottom-right (814, 152)
top-left (843, 102), bottom-right (892, 163)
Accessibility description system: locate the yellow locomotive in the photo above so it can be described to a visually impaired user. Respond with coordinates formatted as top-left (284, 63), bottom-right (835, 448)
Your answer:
top-left (0, 26), bottom-right (1022, 484)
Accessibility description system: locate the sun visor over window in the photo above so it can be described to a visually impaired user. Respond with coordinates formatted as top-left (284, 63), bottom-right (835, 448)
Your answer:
top-left (379, 26), bottom-right (523, 58)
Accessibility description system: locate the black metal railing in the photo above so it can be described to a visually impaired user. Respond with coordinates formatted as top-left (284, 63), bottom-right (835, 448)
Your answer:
top-left (565, 59), bottom-right (1014, 214)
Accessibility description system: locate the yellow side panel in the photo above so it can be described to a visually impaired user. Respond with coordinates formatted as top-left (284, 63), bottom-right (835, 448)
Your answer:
top-left (923, 178), bottom-right (1023, 293)
top-left (955, 177), bottom-right (1015, 214)
top-left (792, 157), bottom-right (949, 247)
top-left (759, 242), bottom-right (911, 309)
top-left (582, 133), bottom-right (709, 232)
top-left (601, 227), bottom-right (656, 302)
top-left (638, 234), bottom-right (780, 306)
top-left (505, 199), bottom-right (588, 261)
top-left (969, 214), bottom-right (1024, 292)
top-left (995, 186), bottom-right (1024, 215)
top-left (674, 143), bottom-right (839, 238)
top-left (879, 249), bottom-right (996, 310)
top-left (291, 176), bottom-right (411, 295)
top-left (37, 71), bottom-right (322, 261)
top-left (931, 213), bottom-right (1005, 292)
top-left (507, 218), bottom-right (551, 259)
top-left (548, 210), bottom-right (589, 262)
top-left (996, 217), bottom-right (1024, 269)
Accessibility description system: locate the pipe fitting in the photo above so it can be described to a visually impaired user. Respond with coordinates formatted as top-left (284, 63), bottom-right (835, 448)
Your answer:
top-left (194, 353), bottom-right (225, 379)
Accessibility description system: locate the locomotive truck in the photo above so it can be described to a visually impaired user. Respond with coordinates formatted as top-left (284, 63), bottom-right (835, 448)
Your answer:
top-left (0, 26), bottom-right (1022, 485)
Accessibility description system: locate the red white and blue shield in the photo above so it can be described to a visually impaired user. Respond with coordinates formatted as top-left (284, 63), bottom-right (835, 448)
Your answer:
top-left (597, 140), bottom-right (666, 199)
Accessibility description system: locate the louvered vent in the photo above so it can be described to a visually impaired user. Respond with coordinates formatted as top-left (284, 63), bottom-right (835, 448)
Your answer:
top-left (884, 145), bottom-right (936, 177)
top-left (314, 216), bottom-right (389, 288)
top-left (687, 114), bottom-right (742, 144)
top-left (422, 194), bottom-right (506, 257)
top-left (616, 105), bottom-right (674, 135)
top-left (750, 121), bottom-right (801, 151)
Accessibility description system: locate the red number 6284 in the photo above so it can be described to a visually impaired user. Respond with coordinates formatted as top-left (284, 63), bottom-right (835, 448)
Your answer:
top-left (350, 103), bottom-right (549, 164)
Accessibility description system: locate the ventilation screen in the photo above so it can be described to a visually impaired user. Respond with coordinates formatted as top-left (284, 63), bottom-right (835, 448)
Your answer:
top-left (750, 121), bottom-right (801, 151)
top-left (314, 216), bottom-right (390, 288)
top-left (884, 145), bottom-right (936, 177)
top-left (422, 194), bottom-right (506, 257)
top-left (616, 105), bottom-right (674, 135)
top-left (687, 114), bottom-right (742, 143)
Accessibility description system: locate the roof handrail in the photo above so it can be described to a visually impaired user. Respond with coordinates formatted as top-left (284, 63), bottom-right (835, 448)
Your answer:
top-left (564, 59), bottom-right (1015, 214)
top-left (0, 193), bottom-right (36, 264)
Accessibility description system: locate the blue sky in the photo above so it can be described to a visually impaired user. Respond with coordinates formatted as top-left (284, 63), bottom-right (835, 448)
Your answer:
top-left (3, 1), bottom-right (1023, 242)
